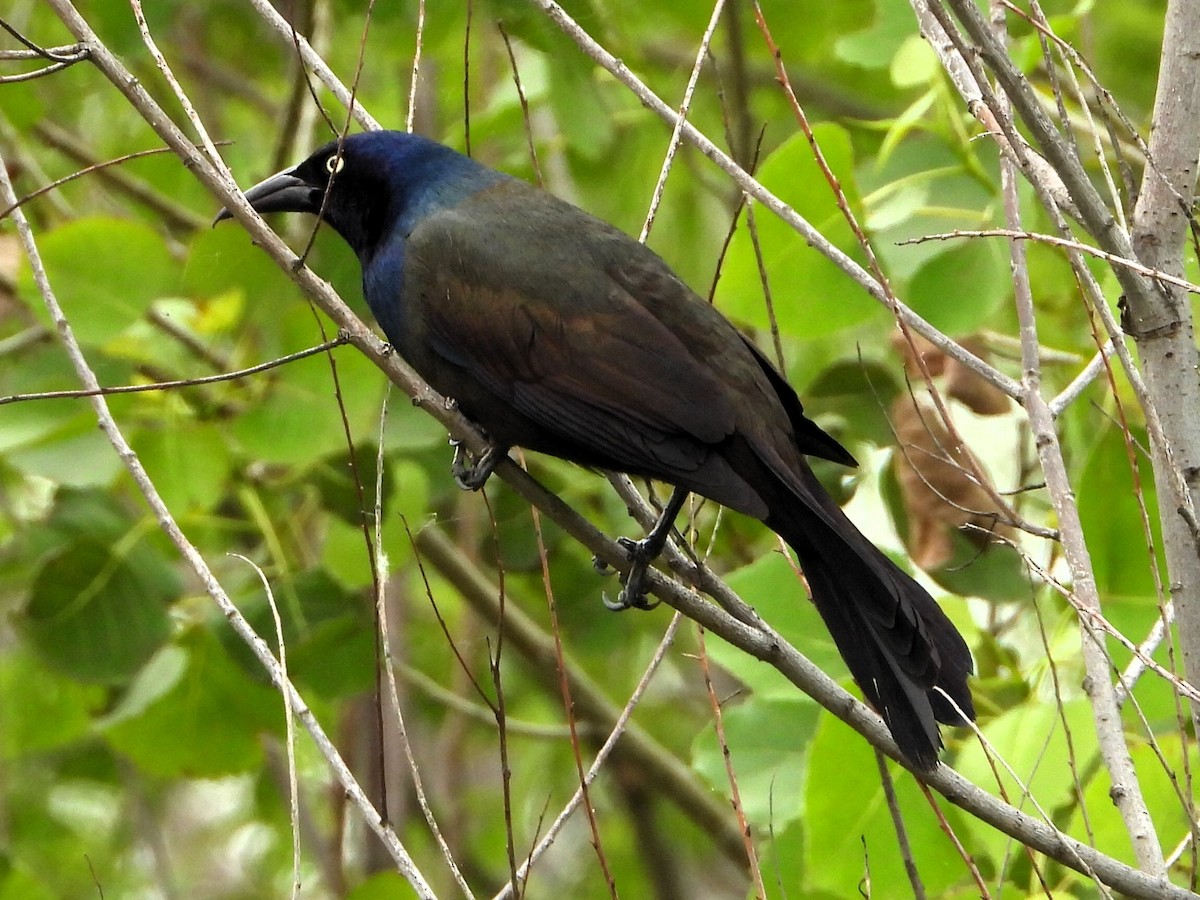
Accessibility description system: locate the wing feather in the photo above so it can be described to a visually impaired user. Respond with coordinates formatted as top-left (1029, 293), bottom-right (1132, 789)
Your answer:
top-left (410, 206), bottom-right (741, 476)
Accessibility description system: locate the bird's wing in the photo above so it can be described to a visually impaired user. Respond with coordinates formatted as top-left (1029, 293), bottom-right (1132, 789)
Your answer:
top-left (404, 205), bottom-right (747, 480)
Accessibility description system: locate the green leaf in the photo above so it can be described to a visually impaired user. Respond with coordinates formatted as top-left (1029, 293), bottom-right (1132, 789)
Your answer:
top-left (890, 33), bottom-right (940, 88)
top-left (13, 491), bottom-right (179, 684)
top-left (103, 630), bottom-right (280, 777)
top-left (925, 529), bottom-right (1030, 603)
top-left (0, 863), bottom-right (57, 900)
top-left (956, 699), bottom-right (1098, 864)
top-left (311, 443), bottom-right (394, 526)
top-left (0, 82), bottom-right (45, 131)
top-left (712, 552), bottom-right (847, 698)
top-left (381, 395), bottom-right (449, 453)
top-left (804, 359), bottom-right (902, 448)
top-left (230, 348), bottom-right (385, 466)
top-left (222, 567), bottom-right (375, 699)
top-left (1077, 424), bottom-right (1162, 602)
top-left (21, 218), bottom-right (177, 346)
top-left (347, 871), bottom-right (417, 900)
top-left (133, 421), bottom-right (232, 515)
top-left (836, 0), bottom-right (917, 69)
top-left (691, 697), bottom-right (817, 832)
top-left (101, 645), bottom-right (188, 723)
top-left (19, 536), bottom-right (175, 685)
top-left (0, 347), bottom-right (127, 489)
top-left (879, 461), bottom-right (1032, 602)
top-left (318, 457), bottom-right (428, 588)
top-left (717, 128), bottom-right (881, 339)
top-left (863, 136), bottom-right (996, 280)
top-left (549, 56), bottom-right (614, 161)
top-left (286, 615), bottom-right (376, 699)
top-left (805, 713), bottom-right (978, 897)
top-left (0, 650), bottom-right (102, 761)
top-left (182, 222), bottom-right (290, 309)
top-left (1072, 736), bottom-right (1199, 872)
top-left (4, 416), bottom-right (123, 488)
top-left (907, 239), bottom-right (1010, 334)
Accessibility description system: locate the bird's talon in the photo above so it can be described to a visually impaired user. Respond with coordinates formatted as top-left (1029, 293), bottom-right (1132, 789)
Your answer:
top-left (600, 535), bottom-right (662, 611)
top-left (601, 591), bottom-right (628, 611)
top-left (450, 441), bottom-right (504, 491)
top-left (603, 576), bottom-right (658, 611)
top-left (608, 580), bottom-right (659, 612)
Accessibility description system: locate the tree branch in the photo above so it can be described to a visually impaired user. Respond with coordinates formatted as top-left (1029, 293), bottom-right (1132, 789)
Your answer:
top-left (1127, 0), bottom-right (1200, 743)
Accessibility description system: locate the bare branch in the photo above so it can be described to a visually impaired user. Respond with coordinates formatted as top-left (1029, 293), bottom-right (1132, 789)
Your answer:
top-left (992, 6), bottom-right (1166, 872)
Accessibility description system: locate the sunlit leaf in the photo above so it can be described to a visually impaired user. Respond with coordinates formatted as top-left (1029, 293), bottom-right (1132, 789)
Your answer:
top-left (20, 218), bottom-right (176, 346)
top-left (717, 128), bottom-right (881, 339)
top-left (102, 630), bottom-right (280, 777)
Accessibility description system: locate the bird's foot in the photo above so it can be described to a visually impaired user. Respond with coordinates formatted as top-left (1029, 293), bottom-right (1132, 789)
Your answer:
top-left (600, 535), bottom-right (661, 611)
top-left (450, 439), bottom-right (506, 491)
top-left (597, 487), bottom-right (689, 611)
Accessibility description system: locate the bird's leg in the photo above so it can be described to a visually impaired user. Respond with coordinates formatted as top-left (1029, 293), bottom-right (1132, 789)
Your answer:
top-left (450, 438), bottom-right (507, 490)
top-left (602, 486), bottom-right (689, 611)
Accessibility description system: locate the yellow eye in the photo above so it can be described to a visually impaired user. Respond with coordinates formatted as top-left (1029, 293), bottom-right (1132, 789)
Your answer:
top-left (325, 155), bottom-right (345, 175)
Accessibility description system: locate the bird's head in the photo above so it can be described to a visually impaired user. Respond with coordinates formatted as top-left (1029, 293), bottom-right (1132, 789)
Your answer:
top-left (216, 130), bottom-right (500, 260)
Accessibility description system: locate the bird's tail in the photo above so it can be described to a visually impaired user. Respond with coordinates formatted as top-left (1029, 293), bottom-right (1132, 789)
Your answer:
top-left (766, 465), bottom-right (974, 770)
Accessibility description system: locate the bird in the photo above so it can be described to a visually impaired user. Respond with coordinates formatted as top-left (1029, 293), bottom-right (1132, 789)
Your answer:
top-left (217, 130), bottom-right (974, 770)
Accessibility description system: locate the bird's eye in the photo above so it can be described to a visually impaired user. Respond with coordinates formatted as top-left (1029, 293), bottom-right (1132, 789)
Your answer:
top-left (325, 155), bottom-right (345, 175)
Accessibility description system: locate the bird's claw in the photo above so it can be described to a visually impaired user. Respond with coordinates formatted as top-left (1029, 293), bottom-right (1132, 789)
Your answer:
top-left (600, 535), bottom-right (661, 611)
top-left (450, 439), bottom-right (504, 491)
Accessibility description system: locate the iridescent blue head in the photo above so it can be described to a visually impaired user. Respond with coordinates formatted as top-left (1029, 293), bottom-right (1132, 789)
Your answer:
top-left (217, 130), bottom-right (505, 263)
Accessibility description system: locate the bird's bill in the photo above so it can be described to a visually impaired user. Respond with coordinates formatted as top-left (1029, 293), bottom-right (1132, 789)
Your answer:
top-left (213, 168), bottom-right (320, 224)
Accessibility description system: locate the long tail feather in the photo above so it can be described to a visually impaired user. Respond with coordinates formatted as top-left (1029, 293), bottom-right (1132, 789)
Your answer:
top-left (767, 467), bottom-right (974, 770)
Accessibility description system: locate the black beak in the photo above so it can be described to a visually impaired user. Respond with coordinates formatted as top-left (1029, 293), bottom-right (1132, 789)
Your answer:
top-left (213, 168), bottom-right (321, 226)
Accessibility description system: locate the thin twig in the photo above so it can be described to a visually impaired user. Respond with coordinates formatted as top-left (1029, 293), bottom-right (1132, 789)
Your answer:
top-left (876, 750), bottom-right (926, 900)
top-left (900, 227), bottom-right (1200, 296)
top-left (639, 0), bottom-right (725, 241)
top-left (526, 1), bottom-right (1023, 401)
top-left (528, 494), bottom-right (618, 898)
top-left (1115, 603), bottom-right (1176, 706)
top-left (0, 336), bottom-right (348, 406)
top-left (696, 624), bottom-right (765, 899)
top-left (229, 554), bottom-right (303, 900)
top-left (991, 19), bottom-right (1167, 869)
top-left (405, 0), bottom-right (426, 132)
top-left (25, 122), bottom-right (209, 231)
top-left (128, 0), bottom-right (227, 174)
top-left (491, 614), bottom-right (685, 900)
top-left (1049, 342), bottom-right (1113, 417)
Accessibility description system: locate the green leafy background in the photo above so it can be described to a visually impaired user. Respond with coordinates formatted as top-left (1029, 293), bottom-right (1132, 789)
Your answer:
top-left (0, 0), bottom-right (1189, 897)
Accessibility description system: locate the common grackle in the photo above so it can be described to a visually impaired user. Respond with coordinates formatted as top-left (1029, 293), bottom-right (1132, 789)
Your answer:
top-left (218, 130), bottom-right (974, 770)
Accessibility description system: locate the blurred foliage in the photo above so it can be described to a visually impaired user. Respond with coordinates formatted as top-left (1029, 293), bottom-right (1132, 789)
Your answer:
top-left (0, 0), bottom-right (1191, 897)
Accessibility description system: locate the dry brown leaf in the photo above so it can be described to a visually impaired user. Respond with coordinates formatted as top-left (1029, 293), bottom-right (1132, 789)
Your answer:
top-left (891, 394), bottom-right (1017, 570)
top-left (0, 234), bottom-right (20, 317)
top-left (893, 332), bottom-right (1010, 416)
top-left (888, 331), bottom-right (1016, 570)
